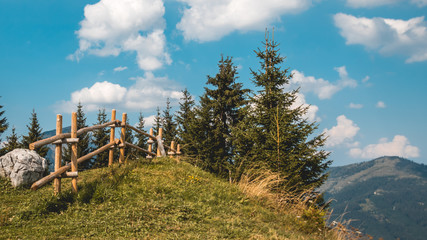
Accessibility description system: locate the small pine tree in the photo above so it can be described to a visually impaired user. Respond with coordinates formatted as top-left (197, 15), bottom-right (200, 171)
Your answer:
top-left (176, 89), bottom-right (196, 155)
top-left (135, 112), bottom-right (148, 152)
top-left (22, 109), bottom-right (48, 157)
top-left (92, 108), bottom-right (109, 168)
top-left (162, 98), bottom-right (177, 146)
top-left (4, 126), bottom-right (22, 153)
top-left (63, 103), bottom-right (92, 170)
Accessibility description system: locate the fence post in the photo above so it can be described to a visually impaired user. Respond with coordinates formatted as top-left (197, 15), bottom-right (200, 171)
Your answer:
top-left (168, 141), bottom-right (176, 158)
top-left (119, 113), bottom-right (127, 164)
top-left (157, 128), bottom-right (163, 157)
top-left (147, 128), bottom-right (154, 159)
top-left (71, 112), bottom-right (78, 193)
top-left (109, 109), bottom-right (116, 166)
top-left (54, 114), bottom-right (62, 195)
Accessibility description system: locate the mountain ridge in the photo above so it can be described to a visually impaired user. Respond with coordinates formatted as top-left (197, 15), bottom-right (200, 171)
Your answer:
top-left (321, 156), bottom-right (427, 240)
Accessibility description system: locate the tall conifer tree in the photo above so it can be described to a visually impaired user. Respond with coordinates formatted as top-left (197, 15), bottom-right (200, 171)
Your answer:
top-left (154, 106), bottom-right (162, 136)
top-left (192, 56), bottom-right (249, 177)
top-left (22, 109), bottom-right (48, 157)
top-left (135, 112), bottom-right (147, 151)
top-left (234, 34), bottom-right (330, 190)
top-left (176, 89), bottom-right (196, 155)
top-left (92, 108), bottom-right (109, 168)
top-left (162, 98), bottom-right (177, 146)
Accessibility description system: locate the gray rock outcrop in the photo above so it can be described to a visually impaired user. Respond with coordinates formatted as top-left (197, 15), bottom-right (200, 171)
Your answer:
top-left (0, 149), bottom-right (48, 187)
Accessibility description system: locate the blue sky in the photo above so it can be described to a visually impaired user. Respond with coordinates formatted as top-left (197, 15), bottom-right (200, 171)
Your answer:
top-left (1, 0), bottom-right (426, 166)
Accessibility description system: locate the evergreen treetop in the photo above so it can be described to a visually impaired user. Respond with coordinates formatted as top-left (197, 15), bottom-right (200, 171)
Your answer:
top-left (162, 98), bottom-right (177, 145)
top-left (22, 109), bottom-right (48, 157)
top-left (92, 108), bottom-right (109, 168)
top-left (135, 112), bottom-right (148, 151)
top-left (4, 126), bottom-right (22, 153)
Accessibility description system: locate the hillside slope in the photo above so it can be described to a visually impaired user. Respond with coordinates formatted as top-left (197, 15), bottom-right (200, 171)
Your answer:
top-left (1, 157), bottom-right (337, 239)
top-left (320, 156), bottom-right (427, 240)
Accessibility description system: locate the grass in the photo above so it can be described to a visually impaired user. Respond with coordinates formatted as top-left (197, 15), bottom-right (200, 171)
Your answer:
top-left (1, 157), bottom-right (344, 239)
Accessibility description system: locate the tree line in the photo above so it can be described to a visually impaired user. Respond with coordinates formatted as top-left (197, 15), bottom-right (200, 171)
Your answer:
top-left (0, 35), bottom-right (331, 191)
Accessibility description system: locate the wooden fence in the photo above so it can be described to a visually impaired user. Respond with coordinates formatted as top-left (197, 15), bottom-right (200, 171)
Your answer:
top-left (29, 109), bottom-right (181, 194)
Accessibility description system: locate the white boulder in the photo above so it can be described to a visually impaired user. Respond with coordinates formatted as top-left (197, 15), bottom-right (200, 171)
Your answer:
top-left (0, 149), bottom-right (48, 187)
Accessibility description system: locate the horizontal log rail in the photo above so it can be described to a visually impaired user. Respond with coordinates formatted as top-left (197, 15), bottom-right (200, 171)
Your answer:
top-left (125, 142), bottom-right (156, 157)
top-left (31, 139), bottom-right (120, 190)
top-left (125, 124), bottom-right (157, 140)
top-left (29, 120), bottom-right (120, 150)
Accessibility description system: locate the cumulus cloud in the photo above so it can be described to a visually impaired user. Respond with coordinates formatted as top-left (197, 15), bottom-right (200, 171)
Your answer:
top-left (349, 135), bottom-right (420, 159)
top-left (55, 72), bottom-right (182, 113)
top-left (349, 103), bottom-right (363, 109)
top-left (68, 0), bottom-right (171, 71)
top-left (376, 101), bottom-right (386, 108)
top-left (323, 115), bottom-right (360, 147)
top-left (176, 0), bottom-right (312, 42)
top-left (291, 93), bottom-right (320, 122)
top-left (114, 66), bottom-right (128, 72)
top-left (347, 0), bottom-right (427, 8)
top-left (334, 13), bottom-right (427, 63)
top-left (290, 66), bottom-right (358, 99)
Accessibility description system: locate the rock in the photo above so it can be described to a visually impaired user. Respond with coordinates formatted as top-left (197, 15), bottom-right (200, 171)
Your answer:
top-left (0, 149), bottom-right (48, 187)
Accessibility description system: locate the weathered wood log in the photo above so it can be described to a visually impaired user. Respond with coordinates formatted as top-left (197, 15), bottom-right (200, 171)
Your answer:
top-left (29, 120), bottom-right (118, 150)
top-left (54, 114), bottom-right (62, 195)
top-left (71, 112), bottom-right (78, 193)
top-left (31, 139), bottom-right (119, 191)
top-left (52, 138), bottom-right (79, 144)
top-left (125, 142), bottom-right (156, 156)
top-left (156, 128), bottom-right (166, 157)
top-left (147, 128), bottom-right (154, 159)
top-left (168, 141), bottom-right (176, 156)
top-left (60, 172), bottom-right (78, 178)
top-left (125, 124), bottom-right (157, 140)
top-left (109, 109), bottom-right (116, 166)
top-left (119, 113), bottom-right (126, 164)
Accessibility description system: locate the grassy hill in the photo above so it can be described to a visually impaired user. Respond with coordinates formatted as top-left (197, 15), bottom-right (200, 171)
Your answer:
top-left (1, 157), bottom-right (344, 239)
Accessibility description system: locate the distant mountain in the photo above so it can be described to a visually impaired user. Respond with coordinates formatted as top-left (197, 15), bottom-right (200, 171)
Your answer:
top-left (320, 156), bottom-right (427, 240)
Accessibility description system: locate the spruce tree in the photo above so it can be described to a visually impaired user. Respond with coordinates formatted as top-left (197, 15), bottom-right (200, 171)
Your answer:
top-left (4, 126), bottom-right (21, 153)
top-left (22, 109), bottom-right (48, 157)
top-left (162, 98), bottom-right (177, 146)
top-left (234, 34), bottom-right (330, 190)
top-left (92, 108), bottom-right (109, 168)
top-left (154, 106), bottom-right (162, 136)
top-left (191, 56), bottom-right (249, 177)
top-left (135, 112), bottom-right (148, 151)
top-left (124, 117), bottom-right (134, 158)
top-left (176, 89), bottom-right (196, 155)
top-left (0, 98), bottom-right (8, 155)
top-left (63, 103), bottom-right (92, 170)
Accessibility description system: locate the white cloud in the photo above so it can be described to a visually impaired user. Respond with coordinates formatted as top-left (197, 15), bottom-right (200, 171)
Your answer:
top-left (114, 66), bottom-right (128, 72)
top-left (376, 101), bottom-right (386, 108)
top-left (346, 0), bottom-right (427, 8)
top-left (68, 0), bottom-right (171, 71)
top-left (346, 0), bottom-right (399, 8)
top-left (350, 135), bottom-right (420, 159)
top-left (55, 72), bottom-right (182, 113)
top-left (144, 115), bottom-right (156, 127)
top-left (176, 0), bottom-right (312, 42)
top-left (334, 13), bottom-right (427, 63)
top-left (290, 66), bottom-right (358, 99)
top-left (323, 115), bottom-right (360, 147)
top-left (291, 93), bottom-right (320, 122)
top-left (349, 103), bottom-right (363, 109)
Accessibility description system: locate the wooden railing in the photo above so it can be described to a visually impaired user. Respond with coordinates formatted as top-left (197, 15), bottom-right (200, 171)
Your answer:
top-left (30, 109), bottom-right (181, 194)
